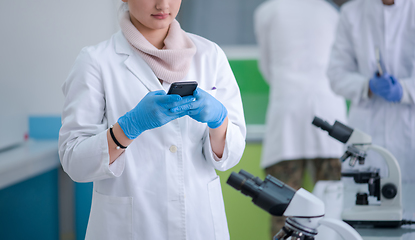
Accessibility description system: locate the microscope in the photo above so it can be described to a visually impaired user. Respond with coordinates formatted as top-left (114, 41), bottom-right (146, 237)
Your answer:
top-left (312, 117), bottom-right (403, 228)
top-left (227, 169), bottom-right (363, 240)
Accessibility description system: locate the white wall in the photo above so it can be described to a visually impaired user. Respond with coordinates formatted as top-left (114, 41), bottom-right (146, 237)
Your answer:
top-left (0, 0), bottom-right (120, 116)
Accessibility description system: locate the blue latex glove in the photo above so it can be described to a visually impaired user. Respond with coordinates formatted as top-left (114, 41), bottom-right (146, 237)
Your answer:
top-left (171, 88), bottom-right (227, 129)
top-left (118, 90), bottom-right (195, 139)
top-left (369, 72), bottom-right (403, 102)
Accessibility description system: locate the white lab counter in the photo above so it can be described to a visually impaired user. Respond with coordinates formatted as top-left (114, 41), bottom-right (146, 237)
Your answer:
top-left (356, 227), bottom-right (415, 240)
top-left (0, 139), bottom-right (59, 189)
top-left (351, 183), bottom-right (415, 240)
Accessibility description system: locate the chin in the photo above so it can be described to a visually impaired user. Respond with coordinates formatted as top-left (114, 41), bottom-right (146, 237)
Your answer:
top-left (151, 21), bottom-right (172, 30)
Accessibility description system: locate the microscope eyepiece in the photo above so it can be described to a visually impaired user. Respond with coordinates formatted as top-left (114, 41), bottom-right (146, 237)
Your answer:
top-left (312, 117), bottom-right (333, 132)
top-left (227, 170), bottom-right (296, 216)
top-left (227, 172), bottom-right (247, 191)
top-left (238, 169), bottom-right (264, 186)
top-left (312, 116), bottom-right (354, 143)
top-left (238, 169), bottom-right (254, 179)
top-left (227, 171), bottom-right (261, 200)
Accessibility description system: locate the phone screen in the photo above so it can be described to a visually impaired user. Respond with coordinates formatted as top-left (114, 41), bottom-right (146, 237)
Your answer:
top-left (167, 81), bottom-right (198, 97)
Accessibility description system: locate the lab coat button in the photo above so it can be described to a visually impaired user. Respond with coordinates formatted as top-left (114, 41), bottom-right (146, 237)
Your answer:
top-left (169, 145), bottom-right (177, 153)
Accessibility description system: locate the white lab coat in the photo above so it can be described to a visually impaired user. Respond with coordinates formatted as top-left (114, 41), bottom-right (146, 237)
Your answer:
top-left (327, 0), bottom-right (415, 183)
top-left (58, 31), bottom-right (246, 240)
top-left (254, 0), bottom-right (347, 168)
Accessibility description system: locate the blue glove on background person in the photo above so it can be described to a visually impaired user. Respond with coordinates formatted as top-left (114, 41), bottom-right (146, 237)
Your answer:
top-left (171, 88), bottom-right (227, 129)
top-left (369, 72), bottom-right (403, 102)
top-left (118, 90), bottom-right (196, 139)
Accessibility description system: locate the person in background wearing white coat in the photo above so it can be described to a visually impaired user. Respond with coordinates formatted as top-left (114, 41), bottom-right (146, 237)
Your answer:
top-left (327, 0), bottom-right (415, 185)
top-left (58, 0), bottom-right (246, 239)
top-left (254, 0), bottom-right (347, 236)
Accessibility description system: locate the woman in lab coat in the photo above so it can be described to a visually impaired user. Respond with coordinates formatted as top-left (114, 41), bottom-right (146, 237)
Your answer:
top-left (327, 0), bottom-right (415, 184)
top-left (58, 0), bottom-right (246, 239)
top-left (254, 0), bottom-right (347, 236)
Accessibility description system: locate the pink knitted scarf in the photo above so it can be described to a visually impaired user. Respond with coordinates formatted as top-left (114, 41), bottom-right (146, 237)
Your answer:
top-left (120, 11), bottom-right (196, 83)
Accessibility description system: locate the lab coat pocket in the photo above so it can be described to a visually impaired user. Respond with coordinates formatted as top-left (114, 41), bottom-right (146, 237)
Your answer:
top-left (208, 176), bottom-right (230, 240)
top-left (85, 191), bottom-right (133, 240)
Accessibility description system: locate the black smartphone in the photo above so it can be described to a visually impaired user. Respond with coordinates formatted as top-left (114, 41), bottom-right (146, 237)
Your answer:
top-left (167, 81), bottom-right (198, 97)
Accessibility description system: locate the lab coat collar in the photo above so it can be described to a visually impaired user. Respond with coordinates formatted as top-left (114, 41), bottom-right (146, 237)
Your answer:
top-left (114, 31), bottom-right (163, 92)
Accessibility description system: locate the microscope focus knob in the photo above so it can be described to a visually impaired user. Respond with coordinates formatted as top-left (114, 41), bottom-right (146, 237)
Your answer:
top-left (382, 183), bottom-right (397, 199)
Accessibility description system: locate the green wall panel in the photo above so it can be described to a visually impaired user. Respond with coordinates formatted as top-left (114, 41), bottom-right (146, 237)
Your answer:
top-left (216, 144), bottom-right (270, 240)
top-left (229, 60), bottom-right (269, 125)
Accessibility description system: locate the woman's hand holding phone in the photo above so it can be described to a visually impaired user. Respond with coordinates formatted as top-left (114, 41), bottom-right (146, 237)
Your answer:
top-left (170, 88), bottom-right (228, 129)
top-left (119, 81), bottom-right (227, 138)
top-left (118, 90), bottom-right (196, 139)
